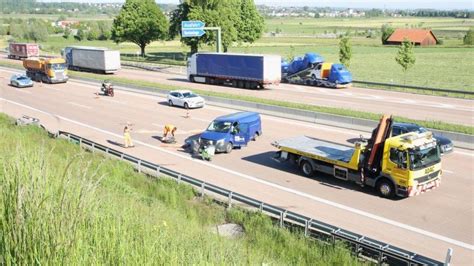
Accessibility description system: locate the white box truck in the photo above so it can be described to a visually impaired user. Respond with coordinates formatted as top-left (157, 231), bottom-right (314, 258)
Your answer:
top-left (63, 46), bottom-right (121, 74)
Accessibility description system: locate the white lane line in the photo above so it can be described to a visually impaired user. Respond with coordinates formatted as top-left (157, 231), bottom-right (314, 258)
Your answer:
top-left (67, 102), bottom-right (92, 109)
top-left (2, 96), bottom-right (473, 251)
top-left (443, 170), bottom-right (454, 174)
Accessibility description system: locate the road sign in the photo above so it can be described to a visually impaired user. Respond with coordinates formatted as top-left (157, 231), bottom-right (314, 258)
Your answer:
top-left (182, 29), bottom-right (206, 38)
top-left (181, 21), bottom-right (205, 29)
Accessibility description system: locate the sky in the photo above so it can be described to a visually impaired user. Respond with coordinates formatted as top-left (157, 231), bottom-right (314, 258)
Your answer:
top-left (37, 0), bottom-right (474, 10)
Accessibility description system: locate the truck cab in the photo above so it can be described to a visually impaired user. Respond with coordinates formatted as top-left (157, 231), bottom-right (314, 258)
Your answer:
top-left (199, 112), bottom-right (262, 153)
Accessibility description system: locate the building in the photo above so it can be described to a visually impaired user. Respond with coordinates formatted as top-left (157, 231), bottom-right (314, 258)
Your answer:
top-left (386, 29), bottom-right (438, 46)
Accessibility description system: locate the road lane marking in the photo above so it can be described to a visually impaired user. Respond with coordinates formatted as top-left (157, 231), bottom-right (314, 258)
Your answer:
top-left (67, 102), bottom-right (92, 109)
top-left (2, 96), bottom-right (473, 251)
top-left (443, 170), bottom-right (454, 174)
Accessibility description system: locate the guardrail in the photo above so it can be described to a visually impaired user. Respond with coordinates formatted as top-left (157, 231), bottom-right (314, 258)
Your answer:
top-left (58, 130), bottom-right (449, 266)
top-left (353, 80), bottom-right (473, 97)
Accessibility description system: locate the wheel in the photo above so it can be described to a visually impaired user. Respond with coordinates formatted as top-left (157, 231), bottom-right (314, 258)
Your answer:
top-left (300, 160), bottom-right (314, 177)
top-left (110, 90), bottom-right (114, 97)
top-left (168, 100), bottom-right (173, 106)
top-left (252, 131), bottom-right (260, 141)
top-left (184, 102), bottom-right (189, 109)
top-left (311, 74), bottom-right (317, 80)
top-left (376, 179), bottom-right (395, 198)
top-left (224, 142), bottom-right (233, 153)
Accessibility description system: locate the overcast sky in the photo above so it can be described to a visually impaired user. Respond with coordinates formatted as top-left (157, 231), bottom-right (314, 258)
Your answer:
top-left (37, 0), bottom-right (474, 10)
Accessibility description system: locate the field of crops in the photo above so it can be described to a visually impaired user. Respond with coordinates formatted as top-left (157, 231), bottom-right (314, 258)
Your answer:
top-left (0, 114), bottom-right (359, 264)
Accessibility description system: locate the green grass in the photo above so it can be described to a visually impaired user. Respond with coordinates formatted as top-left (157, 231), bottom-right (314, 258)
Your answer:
top-left (0, 60), bottom-right (471, 135)
top-left (0, 113), bottom-right (361, 264)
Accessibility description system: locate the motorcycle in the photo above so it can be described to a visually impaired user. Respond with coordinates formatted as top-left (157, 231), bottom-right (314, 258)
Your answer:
top-left (101, 81), bottom-right (114, 97)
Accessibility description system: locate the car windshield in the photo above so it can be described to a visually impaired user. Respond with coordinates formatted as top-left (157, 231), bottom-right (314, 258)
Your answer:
top-left (17, 76), bottom-right (29, 80)
top-left (409, 145), bottom-right (441, 171)
top-left (183, 92), bottom-right (198, 98)
top-left (206, 121), bottom-right (232, 133)
top-left (49, 63), bottom-right (66, 71)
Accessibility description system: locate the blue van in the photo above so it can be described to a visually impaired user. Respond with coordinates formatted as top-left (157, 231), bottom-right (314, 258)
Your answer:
top-left (199, 112), bottom-right (262, 153)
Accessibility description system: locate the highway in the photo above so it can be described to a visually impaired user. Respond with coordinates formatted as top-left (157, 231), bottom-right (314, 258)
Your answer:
top-left (1, 55), bottom-right (473, 125)
top-left (0, 68), bottom-right (472, 264)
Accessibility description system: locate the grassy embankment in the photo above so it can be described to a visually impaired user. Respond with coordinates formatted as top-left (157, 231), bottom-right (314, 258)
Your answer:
top-left (0, 113), bottom-right (360, 264)
top-left (0, 59), bottom-right (471, 135)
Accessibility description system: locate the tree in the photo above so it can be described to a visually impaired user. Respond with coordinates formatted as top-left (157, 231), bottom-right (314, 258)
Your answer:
top-left (74, 29), bottom-right (86, 41)
top-left (63, 27), bottom-right (71, 39)
top-left (112, 0), bottom-right (168, 56)
top-left (339, 37), bottom-right (352, 68)
top-left (169, 0), bottom-right (264, 54)
top-left (381, 24), bottom-right (394, 44)
top-left (87, 21), bottom-right (100, 41)
top-left (236, 0), bottom-right (264, 45)
top-left (463, 28), bottom-right (474, 45)
top-left (97, 21), bottom-right (112, 40)
top-left (395, 38), bottom-right (416, 84)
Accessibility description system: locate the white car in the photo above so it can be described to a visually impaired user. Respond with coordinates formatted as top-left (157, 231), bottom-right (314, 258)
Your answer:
top-left (167, 90), bottom-right (205, 109)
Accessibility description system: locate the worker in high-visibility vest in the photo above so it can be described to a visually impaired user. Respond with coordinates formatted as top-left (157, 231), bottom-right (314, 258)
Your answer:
top-left (163, 124), bottom-right (177, 139)
top-left (123, 122), bottom-right (134, 148)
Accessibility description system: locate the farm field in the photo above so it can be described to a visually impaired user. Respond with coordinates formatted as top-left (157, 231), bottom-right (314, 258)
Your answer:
top-left (1, 16), bottom-right (473, 91)
top-left (0, 114), bottom-right (359, 264)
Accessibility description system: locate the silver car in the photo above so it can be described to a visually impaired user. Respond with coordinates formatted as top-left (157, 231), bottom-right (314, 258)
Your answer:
top-left (167, 90), bottom-right (205, 109)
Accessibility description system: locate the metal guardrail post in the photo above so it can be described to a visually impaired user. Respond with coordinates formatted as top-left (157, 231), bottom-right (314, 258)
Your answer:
top-left (105, 147), bottom-right (109, 154)
top-left (137, 160), bottom-right (141, 173)
top-left (79, 138), bottom-right (82, 147)
top-left (177, 174), bottom-right (181, 183)
top-left (259, 202), bottom-right (264, 212)
top-left (280, 210), bottom-right (287, 227)
top-left (200, 183), bottom-right (205, 198)
top-left (91, 143), bottom-right (95, 153)
top-left (305, 219), bottom-right (312, 237)
top-left (228, 192), bottom-right (233, 209)
top-left (120, 153), bottom-right (124, 159)
top-left (444, 248), bottom-right (453, 266)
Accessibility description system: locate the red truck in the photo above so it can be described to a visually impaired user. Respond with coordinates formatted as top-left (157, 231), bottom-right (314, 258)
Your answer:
top-left (8, 43), bottom-right (40, 60)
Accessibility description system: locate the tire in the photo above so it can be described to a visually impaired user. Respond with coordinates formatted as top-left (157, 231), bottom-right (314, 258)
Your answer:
top-left (300, 160), bottom-right (314, 177)
top-left (252, 131), bottom-right (260, 141)
top-left (168, 100), bottom-right (173, 107)
top-left (184, 102), bottom-right (189, 109)
top-left (311, 74), bottom-right (317, 80)
top-left (224, 142), bottom-right (233, 154)
top-left (376, 179), bottom-right (395, 198)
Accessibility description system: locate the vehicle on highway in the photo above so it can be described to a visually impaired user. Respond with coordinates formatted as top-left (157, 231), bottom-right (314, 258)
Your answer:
top-left (273, 115), bottom-right (442, 198)
top-left (392, 122), bottom-right (453, 154)
top-left (187, 53), bottom-right (281, 89)
top-left (10, 74), bottom-right (33, 88)
top-left (62, 46), bottom-right (121, 74)
top-left (23, 57), bottom-right (68, 84)
top-left (199, 112), bottom-right (262, 153)
top-left (167, 90), bottom-right (205, 109)
top-left (100, 81), bottom-right (114, 97)
top-left (8, 43), bottom-right (39, 60)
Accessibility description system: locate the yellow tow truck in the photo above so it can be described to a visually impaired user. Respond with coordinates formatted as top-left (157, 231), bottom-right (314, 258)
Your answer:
top-left (23, 57), bottom-right (68, 84)
top-left (272, 115), bottom-right (442, 198)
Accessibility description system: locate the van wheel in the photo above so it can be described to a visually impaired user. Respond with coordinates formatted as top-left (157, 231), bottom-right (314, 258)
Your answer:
top-left (376, 179), bottom-right (395, 198)
top-left (225, 142), bottom-right (233, 153)
top-left (252, 131), bottom-right (260, 141)
top-left (300, 160), bottom-right (314, 177)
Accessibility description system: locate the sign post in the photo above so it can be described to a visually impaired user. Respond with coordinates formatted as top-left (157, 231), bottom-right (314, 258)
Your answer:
top-left (181, 20), bottom-right (222, 53)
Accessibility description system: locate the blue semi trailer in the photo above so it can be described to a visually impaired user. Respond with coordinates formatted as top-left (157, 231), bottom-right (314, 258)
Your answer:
top-left (282, 53), bottom-right (353, 88)
top-left (187, 53), bottom-right (281, 89)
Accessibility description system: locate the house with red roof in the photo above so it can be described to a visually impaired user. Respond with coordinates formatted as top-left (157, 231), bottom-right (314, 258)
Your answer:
top-left (386, 29), bottom-right (438, 46)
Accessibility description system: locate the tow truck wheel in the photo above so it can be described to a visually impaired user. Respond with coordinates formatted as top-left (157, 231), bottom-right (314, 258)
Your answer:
top-left (376, 179), bottom-right (395, 198)
top-left (225, 142), bottom-right (233, 153)
top-left (300, 160), bottom-right (314, 177)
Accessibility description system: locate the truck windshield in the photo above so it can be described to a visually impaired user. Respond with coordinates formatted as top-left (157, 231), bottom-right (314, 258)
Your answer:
top-left (409, 145), bottom-right (440, 171)
top-left (49, 63), bottom-right (66, 71)
top-left (206, 121), bottom-right (232, 133)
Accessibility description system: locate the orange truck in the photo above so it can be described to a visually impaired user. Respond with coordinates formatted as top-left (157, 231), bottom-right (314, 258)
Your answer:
top-left (23, 57), bottom-right (68, 84)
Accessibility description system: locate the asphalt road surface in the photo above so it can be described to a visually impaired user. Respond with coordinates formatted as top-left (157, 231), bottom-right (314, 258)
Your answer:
top-left (2, 55), bottom-right (473, 125)
top-left (0, 69), bottom-right (473, 264)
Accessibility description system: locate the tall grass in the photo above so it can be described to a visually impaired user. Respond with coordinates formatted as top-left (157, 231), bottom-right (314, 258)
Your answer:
top-left (0, 114), bottom-right (362, 264)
